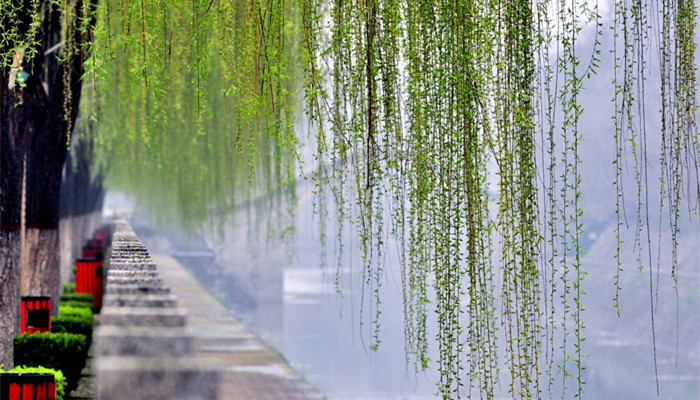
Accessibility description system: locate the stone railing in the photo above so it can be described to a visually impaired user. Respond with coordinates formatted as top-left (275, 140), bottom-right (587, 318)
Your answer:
top-left (95, 218), bottom-right (219, 399)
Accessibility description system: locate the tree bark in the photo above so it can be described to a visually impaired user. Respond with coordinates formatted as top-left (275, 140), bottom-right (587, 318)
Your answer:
top-left (1, 0), bottom-right (97, 361)
top-left (59, 216), bottom-right (73, 286)
top-left (0, 65), bottom-right (21, 373)
top-left (0, 64), bottom-right (42, 371)
top-left (0, 231), bottom-right (20, 368)
top-left (23, 0), bottom-right (96, 314)
top-left (23, 229), bottom-right (60, 315)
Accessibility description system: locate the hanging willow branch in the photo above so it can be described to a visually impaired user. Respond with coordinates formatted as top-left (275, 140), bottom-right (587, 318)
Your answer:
top-left (17, 0), bottom-right (692, 397)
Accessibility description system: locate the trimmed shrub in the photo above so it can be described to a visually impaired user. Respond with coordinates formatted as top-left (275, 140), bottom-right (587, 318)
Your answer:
top-left (51, 315), bottom-right (93, 346)
top-left (5, 365), bottom-right (67, 400)
top-left (58, 305), bottom-right (93, 320)
top-left (59, 292), bottom-right (92, 304)
top-left (14, 332), bottom-right (87, 392)
top-left (63, 283), bottom-right (76, 293)
top-left (60, 300), bottom-right (93, 310)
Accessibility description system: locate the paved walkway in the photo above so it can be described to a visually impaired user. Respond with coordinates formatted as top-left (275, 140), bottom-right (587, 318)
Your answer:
top-left (152, 254), bottom-right (324, 400)
top-left (66, 340), bottom-right (98, 399)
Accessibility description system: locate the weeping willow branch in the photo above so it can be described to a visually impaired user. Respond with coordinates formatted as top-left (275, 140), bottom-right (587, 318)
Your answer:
top-left (21, 0), bottom-right (695, 397)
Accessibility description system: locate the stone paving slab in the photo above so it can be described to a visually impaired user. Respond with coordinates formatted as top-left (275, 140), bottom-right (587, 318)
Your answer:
top-left (100, 307), bottom-right (187, 327)
top-left (102, 293), bottom-right (178, 308)
top-left (97, 356), bottom-right (218, 400)
top-left (96, 325), bottom-right (196, 357)
top-left (152, 254), bottom-right (324, 400)
top-left (67, 341), bottom-right (97, 400)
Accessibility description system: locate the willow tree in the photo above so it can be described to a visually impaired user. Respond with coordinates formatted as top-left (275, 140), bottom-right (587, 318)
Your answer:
top-left (0, 0), bottom-right (95, 367)
top-left (1, 0), bottom-right (697, 397)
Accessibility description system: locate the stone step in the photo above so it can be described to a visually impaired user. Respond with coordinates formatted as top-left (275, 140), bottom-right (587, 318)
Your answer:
top-left (96, 356), bottom-right (219, 400)
top-left (105, 285), bottom-right (170, 295)
top-left (96, 325), bottom-right (196, 357)
top-left (108, 262), bottom-right (157, 271)
top-left (102, 294), bottom-right (178, 309)
top-left (106, 277), bottom-right (166, 287)
top-left (107, 270), bottom-right (160, 278)
top-left (100, 307), bottom-right (187, 327)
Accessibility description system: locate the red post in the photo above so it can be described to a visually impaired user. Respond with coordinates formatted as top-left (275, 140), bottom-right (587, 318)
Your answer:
top-left (86, 238), bottom-right (102, 248)
top-left (92, 233), bottom-right (107, 247)
top-left (91, 225), bottom-right (112, 248)
top-left (75, 259), bottom-right (103, 309)
top-left (82, 246), bottom-right (103, 260)
top-left (0, 373), bottom-right (56, 400)
top-left (20, 297), bottom-right (51, 334)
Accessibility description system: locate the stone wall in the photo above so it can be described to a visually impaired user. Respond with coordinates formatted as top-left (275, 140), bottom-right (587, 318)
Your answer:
top-left (95, 218), bottom-right (219, 399)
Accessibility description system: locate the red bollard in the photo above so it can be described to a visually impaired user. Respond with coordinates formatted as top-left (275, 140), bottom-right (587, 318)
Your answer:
top-left (93, 225), bottom-right (112, 248)
top-left (82, 245), bottom-right (103, 260)
top-left (0, 373), bottom-right (56, 400)
top-left (20, 296), bottom-right (51, 334)
top-left (92, 234), bottom-right (107, 248)
top-left (86, 238), bottom-right (102, 248)
top-left (75, 259), bottom-right (103, 309)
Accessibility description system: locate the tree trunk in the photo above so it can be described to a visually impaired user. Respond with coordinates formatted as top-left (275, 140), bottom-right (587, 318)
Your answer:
top-left (0, 61), bottom-right (41, 371)
top-left (0, 231), bottom-right (20, 368)
top-left (25, 90), bottom-right (69, 316)
top-left (1, 0), bottom-right (96, 361)
top-left (23, 0), bottom-right (96, 315)
top-left (23, 229), bottom-right (60, 315)
top-left (59, 216), bottom-right (73, 286)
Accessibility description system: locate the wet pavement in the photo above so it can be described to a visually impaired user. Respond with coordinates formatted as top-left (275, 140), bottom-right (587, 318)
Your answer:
top-left (152, 254), bottom-right (324, 400)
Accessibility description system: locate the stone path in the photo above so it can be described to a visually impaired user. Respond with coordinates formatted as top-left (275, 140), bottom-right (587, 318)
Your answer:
top-left (66, 340), bottom-right (98, 399)
top-left (152, 254), bottom-right (324, 400)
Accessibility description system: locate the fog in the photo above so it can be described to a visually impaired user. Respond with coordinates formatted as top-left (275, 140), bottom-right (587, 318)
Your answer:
top-left (110, 159), bottom-right (699, 399)
top-left (104, 5), bottom-right (700, 397)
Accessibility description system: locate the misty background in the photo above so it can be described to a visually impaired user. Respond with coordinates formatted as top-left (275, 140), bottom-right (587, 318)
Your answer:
top-left (101, 3), bottom-right (700, 398)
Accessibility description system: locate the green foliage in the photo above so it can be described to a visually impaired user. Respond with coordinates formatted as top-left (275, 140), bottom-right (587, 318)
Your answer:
top-left (13, 333), bottom-right (88, 392)
top-left (52, 315), bottom-right (94, 347)
top-left (58, 305), bottom-right (93, 321)
top-left (62, 283), bottom-right (76, 293)
top-left (59, 292), bottom-right (93, 304)
top-left (52, 315), bottom-right (93, 332)
top-left (86, 0), bottom-right (302, 232)
top-left (609, 0), bottom-right (698, 391)
top-left (4, 366), bottom-right (67, 400)
top-left (3, 0), bottom-right (696, 397)
top-left (59, 300), bottom-right (92, 310)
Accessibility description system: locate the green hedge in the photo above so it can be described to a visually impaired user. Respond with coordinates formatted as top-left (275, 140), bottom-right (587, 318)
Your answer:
top-left (62, 283), bottom-right (76, 293)
top-left (59, 292), bottom-right (92, 304)
top-left (51, 315), bottom-right (93, 346)
top-left (60, 300), bottom-right (93, 310)
top-left (14, 332), bottom-right (87, 392)
top-left (3, 365), bottom-right (67, 400)
top-left (58, 305), bottom-right (93, 320)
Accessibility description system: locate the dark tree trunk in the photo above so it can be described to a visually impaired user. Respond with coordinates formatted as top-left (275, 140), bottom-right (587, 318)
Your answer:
top-left (25, 64), bottom-right (74, 315)
top-left (23, 0), bottom-right (95, 315)
top-left (0, 70), bottom-right (47, 369)
top-left (0, 230), bottom-right (20, 368)
top-left (0, 90), bottom-right (22, 365)
top-left (1, 0), bottom-right (96, 361)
